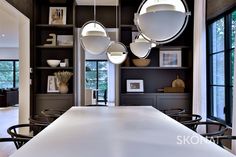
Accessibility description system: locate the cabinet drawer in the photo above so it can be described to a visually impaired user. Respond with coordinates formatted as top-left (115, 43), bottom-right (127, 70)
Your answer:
top-left (35, 94), bottom-right (74, 115)
top-left (120, 94), bottom-right (156, 107)
top-left (156, 93), bottom-right (191, 112)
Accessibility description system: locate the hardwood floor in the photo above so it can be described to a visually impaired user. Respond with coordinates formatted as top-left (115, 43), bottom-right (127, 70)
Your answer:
top-left (0, 107), bottom-right (18, 157)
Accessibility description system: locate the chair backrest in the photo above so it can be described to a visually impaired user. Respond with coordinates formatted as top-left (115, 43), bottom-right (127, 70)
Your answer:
top-left (185, 121), bottom-right (227, 137)
top-left (171, 113), bottom-right (202, 123)
top-left (213, 135), bottom-right (236, 149)
top-left (0, 137), bottom-right (29, 149)
top-left (161, 108), bottom-right (185, 116)
top-left (41, 109), bottom-right (66, 123)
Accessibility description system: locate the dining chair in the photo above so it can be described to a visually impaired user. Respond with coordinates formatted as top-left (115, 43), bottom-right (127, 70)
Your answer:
top-left (41, 109), bottom-right (66, 123)
top-left (213, 135), bottom-right (236, 149)
top-left (0, 137), bottom-right (29, 149)
top-left (160, 108), bottom-right (185, 116)
top-left (185, 121), bottom-right (228, 137)
top-left (7, 123), bottom-right (46, 138)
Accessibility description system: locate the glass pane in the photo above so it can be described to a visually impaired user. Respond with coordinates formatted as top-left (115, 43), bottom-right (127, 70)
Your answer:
top-left (98, 61), bottom-right (107, 70)
top-left (0, 61), bottom-right (13, 70)
top-left (85, 61), bottom-right (97, 89)
top-left (211, 18), bottom-right (224, 53)
top-left (212, 53), bottom-right (225, 85)
top-left (231, 10), bottom-right (236, 48)
top-left (213, 86), bottom-right (225, 120)
top-left (15, 61), bottom-right (19, 72)
top-left (231, 50), bottom-right (234, 86)
top-left (98, 71), bottom-right (107, 81)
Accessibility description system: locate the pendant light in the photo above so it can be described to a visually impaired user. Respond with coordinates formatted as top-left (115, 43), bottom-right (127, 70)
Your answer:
top-left (106, 1), bottom-right (128, 64)
top-left (134, 0), bottom-right (191, 45)
top-left (80, 0), bottom-right (110, 55)
top-left (130, 35), bottom-right (156, 58)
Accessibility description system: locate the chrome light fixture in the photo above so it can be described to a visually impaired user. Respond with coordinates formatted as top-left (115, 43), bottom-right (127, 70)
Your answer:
top-left (106, 2), bottom-right (128, 64)
top-left (134, 0), bottom-right (191, 45)
top-left (130, 35), bottom-right (156, 58)
top-left (107, 42), bottom-right (128, 64)
top-left (80, 0), bottom-right (110, 55)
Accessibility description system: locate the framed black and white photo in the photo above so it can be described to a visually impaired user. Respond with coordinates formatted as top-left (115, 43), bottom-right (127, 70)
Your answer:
top-left (57, 35), bottom-right (73, 46)
top-left (49, 7), bottom-right (67, 25)
top-left (159, 49), bottom-right (182, 67)
top-left (47, 76), bottom-right (60, 93)
top-left (126, 80), bottom-right (144, 92)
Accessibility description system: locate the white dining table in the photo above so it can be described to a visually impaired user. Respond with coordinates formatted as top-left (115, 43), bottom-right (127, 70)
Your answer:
top-left (10, 106), bottom-right (235, 157)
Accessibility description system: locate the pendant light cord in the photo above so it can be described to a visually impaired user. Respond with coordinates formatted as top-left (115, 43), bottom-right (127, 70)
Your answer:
top-left (94, 0), bottom-right (96, 27)
top-left (115, 0), bottom-right (118, 42)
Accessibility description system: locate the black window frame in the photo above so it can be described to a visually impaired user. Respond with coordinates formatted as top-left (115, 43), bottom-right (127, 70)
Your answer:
top-left (207, 7), bottom-right (236, 126)
top-left (0, 59), bottom-right (19, 89)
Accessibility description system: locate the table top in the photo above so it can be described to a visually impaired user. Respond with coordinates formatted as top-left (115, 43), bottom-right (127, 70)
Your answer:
top-left (11, 106), bottom-right (235, 157)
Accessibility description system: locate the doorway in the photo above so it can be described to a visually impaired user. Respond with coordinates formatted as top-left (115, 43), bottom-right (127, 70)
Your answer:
top-left (0, 0), bottom-right (30, 128)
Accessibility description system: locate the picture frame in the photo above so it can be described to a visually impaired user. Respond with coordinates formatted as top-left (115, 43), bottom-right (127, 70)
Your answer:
top-left (47, 76), bottom-right (60, 93)
top-left (49, 7), bottom-right (67, 25)
top-left (126, 80), bottom-right (144, 92)
top-left (57, 35), bottom-right (73, 46)
top-left (159, 49), bottom-right (182, 67)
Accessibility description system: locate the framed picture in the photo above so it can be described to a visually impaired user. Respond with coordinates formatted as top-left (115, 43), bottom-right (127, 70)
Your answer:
top-left (49, 7), bottom-right (67, 25)
top-left (57, 35), bottom-right (73, 46)
top-left (126, 80), bottom-right (144, 92)
top-left (47, 76), bottom-right (60, 93)
top-left (159, 49), bottom-right (182, 67)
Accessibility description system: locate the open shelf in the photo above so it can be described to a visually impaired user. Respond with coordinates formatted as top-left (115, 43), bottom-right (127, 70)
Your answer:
top-left (36, 24), bottom-right (74, 28)
top-left (36, 45), bottom-right (73, 49)
top-left (120, 67), bottom-right (191, 70)
top-left (36, 67), bottom-right (73, 70)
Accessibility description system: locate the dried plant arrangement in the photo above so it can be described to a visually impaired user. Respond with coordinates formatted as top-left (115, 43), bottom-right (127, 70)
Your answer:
top-left (54, 71), bottom-right (73, 84)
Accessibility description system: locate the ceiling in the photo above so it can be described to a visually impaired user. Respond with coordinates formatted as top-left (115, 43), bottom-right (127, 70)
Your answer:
top-left (0, 8), bottom-right (19, 48)
top-left (76, 0), bottom-right (118, 6)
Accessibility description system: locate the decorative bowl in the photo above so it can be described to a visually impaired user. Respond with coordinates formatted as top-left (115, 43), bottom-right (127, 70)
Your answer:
top-left (47, 60), bottom-right (61, 67)
top-left (132, 59), bottom-right (151, 67)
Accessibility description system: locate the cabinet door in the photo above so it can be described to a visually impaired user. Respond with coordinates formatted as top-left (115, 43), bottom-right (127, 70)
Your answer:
top-left (120, 94), bottom-right (156, 108)
top-left (35, 94), bottom-right (74, 115)
top-left (156, 93), bottom-right (191, 113)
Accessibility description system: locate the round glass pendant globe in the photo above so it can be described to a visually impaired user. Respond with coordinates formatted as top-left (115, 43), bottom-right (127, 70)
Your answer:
top-left (130, 41), bottom-right (151, 58)
top-left (135, 0), bottom-right (190, 44)
top-left (80, 21), bottom-right (110, 55)
top-left (107, 42), bottom-right (128, 64)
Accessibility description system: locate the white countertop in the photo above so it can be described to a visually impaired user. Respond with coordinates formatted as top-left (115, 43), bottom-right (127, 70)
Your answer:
top-left (11, 106), bottom-right (235, 157)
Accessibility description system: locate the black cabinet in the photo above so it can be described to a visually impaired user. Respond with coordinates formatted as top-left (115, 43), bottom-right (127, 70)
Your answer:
top-left (32, 0), bottom-right (76, 115)
top-left (120, 93), bottom-right (191, 113)
top-left (119, 0), bottom-right (194, 111)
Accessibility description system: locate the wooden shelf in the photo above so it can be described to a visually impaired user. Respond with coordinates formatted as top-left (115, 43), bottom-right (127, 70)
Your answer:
top-left (120, 67), bottom-right (191, 70)
top-left (36, 93), bottom-right (73, 96)
top-left (36, 45), bottom-right (73, 49)
top-left (36, 67), bottom-right (73, 70)
top-left (36, 24), bottom-right (74, 28)
top-left (120, 24), bottom-right (137, 31)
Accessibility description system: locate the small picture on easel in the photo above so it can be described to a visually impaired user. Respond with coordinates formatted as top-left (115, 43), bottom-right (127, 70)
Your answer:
top-left (49, 7), bottom-right (67, 25)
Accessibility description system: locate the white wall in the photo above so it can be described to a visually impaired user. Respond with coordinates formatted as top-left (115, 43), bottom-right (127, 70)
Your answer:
top-left (0, 47), bottom-right (19, 59)
top-left (1, 0), bottom-right (30, 125)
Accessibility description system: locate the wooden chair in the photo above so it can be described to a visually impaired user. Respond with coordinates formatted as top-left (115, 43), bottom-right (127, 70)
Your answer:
top-left (41, 109), bottom-right (66, 123)
top-left (160, 108), bottom-right (185, 116)
top-left (0, 137), bottom-right (29, 149)
top-left (213, 135), bottom-right (236, 149)
top-left (7, 123), bottom-right (46, 138)
top-left (185, 121), bottom-right (227, 137)
top-left (171, 113), bottom-right (202, 130)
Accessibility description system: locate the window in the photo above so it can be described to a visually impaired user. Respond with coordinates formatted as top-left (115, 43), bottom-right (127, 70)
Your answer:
top-left (85, 60), bottom-right (108, 102)
top-left (0, 60), bottom-right (19, 88)
top-left (207, 9), bottom-right (236, 126)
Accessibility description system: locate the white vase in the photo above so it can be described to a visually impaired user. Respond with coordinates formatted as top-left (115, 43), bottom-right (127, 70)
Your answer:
top-left (59, 83), bottom-right (69, 94)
